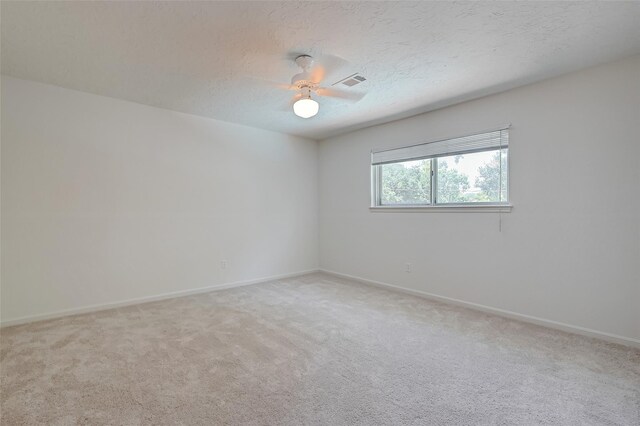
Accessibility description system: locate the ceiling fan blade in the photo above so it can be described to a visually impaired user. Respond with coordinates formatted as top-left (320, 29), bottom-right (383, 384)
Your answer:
top-left (244, 76), bottom-right (297, 91)
top-left (280, 93), bottom-right (304, 111)
top-left (316, 87), bottom-right (366, 102)
top-left (309, 54), bottom-right (350, 84)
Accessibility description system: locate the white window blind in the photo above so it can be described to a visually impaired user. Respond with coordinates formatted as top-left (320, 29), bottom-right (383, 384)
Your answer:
top-left (371, 128), bottom-right (509, 165)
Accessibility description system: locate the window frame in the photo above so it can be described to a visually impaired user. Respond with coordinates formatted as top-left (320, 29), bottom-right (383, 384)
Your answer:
top-left (370, 128), bottom-right (513, 212)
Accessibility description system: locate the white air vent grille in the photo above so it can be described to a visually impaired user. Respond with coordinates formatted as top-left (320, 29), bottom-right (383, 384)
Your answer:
top-left (333, 73), bottom-right (367, 87)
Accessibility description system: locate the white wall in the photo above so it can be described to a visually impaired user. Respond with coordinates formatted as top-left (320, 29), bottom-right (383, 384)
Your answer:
top-left (3, 56), bottom-right (639, 344)
top-left (319, 55), bottom-right (640, 343)
top-left (1, 76), bottom-right (318, 324)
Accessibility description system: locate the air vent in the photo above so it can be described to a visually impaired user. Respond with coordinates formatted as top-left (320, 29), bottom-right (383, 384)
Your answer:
top-left (332, 73), bottom-right (367, 88)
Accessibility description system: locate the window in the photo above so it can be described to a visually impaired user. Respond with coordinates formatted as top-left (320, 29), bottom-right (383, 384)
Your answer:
top-left (371, 128), bottom-right (510, 208)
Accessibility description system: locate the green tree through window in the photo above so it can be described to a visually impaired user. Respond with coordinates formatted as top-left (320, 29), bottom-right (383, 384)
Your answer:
top-left (379, 149), bottom-right (507, 205)
top-left (475, 150), bottom-right (508, 202)
top-left (381, 160), bottom-right (430, 204)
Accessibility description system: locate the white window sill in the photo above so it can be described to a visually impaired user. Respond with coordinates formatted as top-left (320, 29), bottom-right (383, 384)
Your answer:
top-left (370, 204), bottom-right (513, 213)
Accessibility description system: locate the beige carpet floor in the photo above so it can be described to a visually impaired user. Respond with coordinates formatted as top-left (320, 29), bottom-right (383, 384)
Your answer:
top-left (1, 273), bottom-right (639, 425)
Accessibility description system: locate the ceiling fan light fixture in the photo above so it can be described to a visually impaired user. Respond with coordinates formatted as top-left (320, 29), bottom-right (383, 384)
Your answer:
top-left (293, 97), bottom-right (319, 118)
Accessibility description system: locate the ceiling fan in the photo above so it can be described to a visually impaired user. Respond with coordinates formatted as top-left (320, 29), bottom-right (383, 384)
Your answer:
top-left (266, 54), bottom-right (366, 118)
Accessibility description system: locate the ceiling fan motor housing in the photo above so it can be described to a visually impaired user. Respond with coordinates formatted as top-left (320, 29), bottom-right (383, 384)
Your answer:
top-left (291, 73), bottom-right (317, 88)
top-left (292, 55), bottom-right (318, 89)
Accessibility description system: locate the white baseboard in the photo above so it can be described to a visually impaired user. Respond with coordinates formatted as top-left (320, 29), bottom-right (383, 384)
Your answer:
top-left (0, 269), bottom-right (320, 328)
top-left (320, 269), bottom-right (640, 349)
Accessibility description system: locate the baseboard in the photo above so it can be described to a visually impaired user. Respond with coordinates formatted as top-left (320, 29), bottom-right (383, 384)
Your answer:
top-left (0, 269), bottom-right (320, 328)
top-left (320, 269), bottom-right (640, 349)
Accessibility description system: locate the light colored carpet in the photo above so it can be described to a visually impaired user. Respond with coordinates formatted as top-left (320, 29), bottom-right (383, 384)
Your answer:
top-left (1, 273), bottom-right (639, 425)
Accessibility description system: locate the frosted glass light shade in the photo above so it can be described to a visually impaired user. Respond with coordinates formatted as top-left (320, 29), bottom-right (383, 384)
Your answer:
top-left (293, 98), bottom-right (319, 118)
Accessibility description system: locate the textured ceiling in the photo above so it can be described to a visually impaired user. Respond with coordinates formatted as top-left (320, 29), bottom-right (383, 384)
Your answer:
top-left (2, 1), bottom-right (640, 140)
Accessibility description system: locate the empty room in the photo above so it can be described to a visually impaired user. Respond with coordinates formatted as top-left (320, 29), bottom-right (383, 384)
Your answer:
top-left (1, 1), bottom-right (639, 425)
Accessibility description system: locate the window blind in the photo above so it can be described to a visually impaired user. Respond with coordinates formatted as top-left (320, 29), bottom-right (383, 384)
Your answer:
top-left (371, 128), bottom-right (509, 165)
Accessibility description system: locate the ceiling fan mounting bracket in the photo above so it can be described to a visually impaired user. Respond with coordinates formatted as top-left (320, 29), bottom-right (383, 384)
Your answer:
top-left (294, 55), bottom-right (314, 71)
